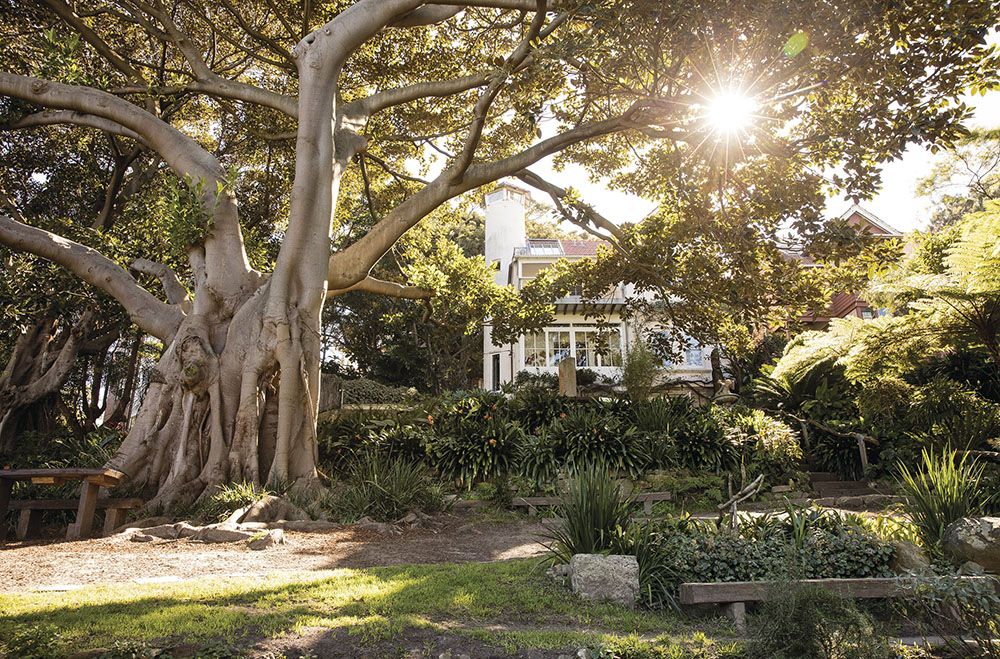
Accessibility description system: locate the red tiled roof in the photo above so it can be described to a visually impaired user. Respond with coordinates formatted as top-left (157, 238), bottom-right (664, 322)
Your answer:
top-left (558, 239), bottom-right (607, 256)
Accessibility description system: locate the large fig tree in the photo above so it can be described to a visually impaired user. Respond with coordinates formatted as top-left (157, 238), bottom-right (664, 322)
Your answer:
top-left (0, 0), bottom-right (996, 508)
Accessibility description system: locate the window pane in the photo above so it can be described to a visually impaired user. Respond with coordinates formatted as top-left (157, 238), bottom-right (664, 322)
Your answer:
top-left (574, 330), bottom-right (595, 367)
top-left (548, 331), bottom-right (571, 366)
top-left (604, 328), bottom-right (623, 367)
top-left (524, 332), bottom-right (545, 366)
top-left (685, 343), bottom-right (703, 366)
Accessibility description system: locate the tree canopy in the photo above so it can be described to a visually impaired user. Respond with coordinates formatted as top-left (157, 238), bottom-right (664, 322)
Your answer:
top-left (0, 0), bottom-right (997, 506)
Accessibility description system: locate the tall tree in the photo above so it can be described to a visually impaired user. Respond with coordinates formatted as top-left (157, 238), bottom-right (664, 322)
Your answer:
top-left (0, 1), bottom-right (996, 508)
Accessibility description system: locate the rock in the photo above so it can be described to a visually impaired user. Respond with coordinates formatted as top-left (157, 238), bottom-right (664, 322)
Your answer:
top-left (248, 529), bottom-right (285, 550)
top-left (191, 525), bottom-right (258, 543)
top-left (239, 495), bottom-right (310, 523)
top-left (942, 517), bottom-right (1000, 573)
top-left (962, 560), bottom-right (986, 574)
top-left (130, 532), bottom-right (157, 543)
top-left (356, 516), bottom-right (402, 536)
top-left (112, 516), bottom-right (172, 534)
top-left (568, 554), bottom-right (639, 608)
top-left (890, 540), bottom-right (930, 574)
top-left (270, 519), bottom-right (340, 532)
top-left (135, 523), bottom-right (186, 539)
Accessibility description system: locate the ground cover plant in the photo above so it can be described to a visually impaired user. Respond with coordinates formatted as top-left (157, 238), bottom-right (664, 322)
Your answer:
top-left (0, 561), bottom-right (740, 658)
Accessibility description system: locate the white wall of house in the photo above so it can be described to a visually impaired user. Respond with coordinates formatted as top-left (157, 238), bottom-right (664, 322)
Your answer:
top-left (482, 182), bottom-right (717, 391)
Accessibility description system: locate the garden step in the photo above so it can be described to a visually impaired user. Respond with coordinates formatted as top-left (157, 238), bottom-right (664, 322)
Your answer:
top-left (807, 471), bottom-right (841, 483)
top-left (813, 481), bottom-right (878, 496)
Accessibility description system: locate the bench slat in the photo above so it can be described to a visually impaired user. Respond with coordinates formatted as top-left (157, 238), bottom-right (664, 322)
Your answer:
top-left (678, 577), bottom-right (998, 605)
top-left (512, 491), bottom-right (672, 507)
top-left (9, 498), bottom-right (143, 511)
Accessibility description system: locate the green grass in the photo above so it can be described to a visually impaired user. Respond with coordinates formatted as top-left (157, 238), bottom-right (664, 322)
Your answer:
top-left (0, 560), bottom-right (737, 656)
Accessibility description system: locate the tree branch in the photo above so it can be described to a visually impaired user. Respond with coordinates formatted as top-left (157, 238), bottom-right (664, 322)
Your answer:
top-left (0, 214), bottom-right (183, 341)
top-left (514, 169), bottom-right (624, 243)
top-left (326, 275), bottom-right (436, 300)
top-left (130, 258), bottom-right (192, 307)
top-left (343, 73), bottom-right (493, 119)
top-left (4, 110), bottom-right (145, 143)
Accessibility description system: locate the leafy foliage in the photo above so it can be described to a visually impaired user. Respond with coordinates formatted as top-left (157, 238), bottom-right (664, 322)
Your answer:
top-left (896, 448), bottom-right (993, 550)
top-left (546, 462), bottom-right (634, 564)
top-left (746, 584), bottom-right (890, 659)
top-left (897, 570), bottom-right (1000, 658)
top-left (330, 453), bottom-right (443, 523)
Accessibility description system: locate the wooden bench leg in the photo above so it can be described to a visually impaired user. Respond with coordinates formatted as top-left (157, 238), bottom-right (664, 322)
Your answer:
top-left (644, 500), bottom-right (653, 516)
top-left (103, 508), bottom-right (128, 537)
top-left (17, 509), bottom-right (43, 540)
top-left (528, 505), bottom-right (537, 517)
top-left (68, 481), bottom-right (100, 540)
top-left (722, 602), bottom-right (746, 634)
top-left (0, 479), bottom-right (12, 543)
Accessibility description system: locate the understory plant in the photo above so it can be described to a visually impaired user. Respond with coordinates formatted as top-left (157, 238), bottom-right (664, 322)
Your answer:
top-left (331, 453), bottom-right (443, 522)
top-left (746, 584), bottom-right (890, 659)
top-left (896, 447), bottom-right (992, 550)
top-left (896, 570), bottom-right (1000, 658)
top-left (546, 461), bottom-right (633, 563)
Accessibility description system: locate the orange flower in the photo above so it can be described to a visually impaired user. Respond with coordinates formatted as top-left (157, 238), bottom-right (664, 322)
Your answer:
top-left (427, 415), bottom-right (434, 425)
top-left (489, 439), bottom-right (496, 445)
top-left (559, 413), bottom-right (566, 418)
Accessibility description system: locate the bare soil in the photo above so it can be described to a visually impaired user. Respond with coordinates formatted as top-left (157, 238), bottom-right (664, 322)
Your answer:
top-left (0, 509), bottom-right (550, 593)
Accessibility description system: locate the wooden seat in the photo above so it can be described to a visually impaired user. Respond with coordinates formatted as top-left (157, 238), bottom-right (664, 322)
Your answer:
top-left (512, 491), bottom-right (672, 516)
top-left (10, 498), bottom-right (143, 540)
top-left (678, 576), bottom-right (1000, 633)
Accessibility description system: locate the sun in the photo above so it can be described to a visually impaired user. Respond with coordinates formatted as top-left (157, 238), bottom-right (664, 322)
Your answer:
top-left (706, 91), bottom-right (756, 135)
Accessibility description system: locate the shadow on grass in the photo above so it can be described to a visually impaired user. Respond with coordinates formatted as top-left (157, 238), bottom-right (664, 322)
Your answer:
top-left (1, 560), bottom-right (728, 655)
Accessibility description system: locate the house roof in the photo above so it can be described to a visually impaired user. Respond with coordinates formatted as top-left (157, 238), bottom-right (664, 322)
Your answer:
top-left (519, 238), bottom-right (608, 257)
top-left (840, 204), bottom-right (903, 237)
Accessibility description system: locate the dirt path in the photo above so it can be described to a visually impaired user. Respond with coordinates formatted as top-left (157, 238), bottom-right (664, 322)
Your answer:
top-left (0, 511), bottom-right (551, 593)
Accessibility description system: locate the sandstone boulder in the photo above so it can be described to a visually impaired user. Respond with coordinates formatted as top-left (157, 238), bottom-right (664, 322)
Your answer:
top-left (239, 496), bottom-right (310, 523)
top-left (889, 540), bottom-right (930, 574)
top-left (568, 554), bottom-right (639, 608)
top-left (942, 517), bottom-right (1000, 573)
top-left (248, 529), bottom-right (286, 550)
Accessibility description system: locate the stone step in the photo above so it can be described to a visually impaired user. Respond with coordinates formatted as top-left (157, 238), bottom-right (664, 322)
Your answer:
top-left (807, 471), bottom-right (840, 483)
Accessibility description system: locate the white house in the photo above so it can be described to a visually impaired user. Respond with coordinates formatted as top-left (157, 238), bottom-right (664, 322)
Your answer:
top-left (482, 183), bottom-right (715, 392)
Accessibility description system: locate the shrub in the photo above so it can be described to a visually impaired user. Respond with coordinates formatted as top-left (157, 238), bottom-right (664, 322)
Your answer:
top-left (513, 369), bottom-right (559, 390)
top-left (425, 421), bottom-right (525, 486)
top-left (341, 378), bottom-right (416, 405)
top-left (546, 462), bottom-right (633, 563)
top-left (811, 430), bottom-right (867, 481)
top-left (509, 386), bottom-right (574, 431)
top-left (896, 570), bottom-right (1000, 658)
top-left (331, 453), bottom-right (443, 522)
top-left (746, 584), bottom-right (890, 659)
top-left (622, 340), bottom-right (661, 400)
top-left (576, 367), bottom-right (600, 388)
top-left (896, 447), bottom-right (992, 550)
top-left (548, 406), bottom-right (647, 477)
top-left (518, 429), bottom-right (558, 490)
top-left (721, 408), bottom-right (802, 484)
top-left (672, 410), bottom-right (734, 471)
top-left (199, 481), bottom-right (273, 522)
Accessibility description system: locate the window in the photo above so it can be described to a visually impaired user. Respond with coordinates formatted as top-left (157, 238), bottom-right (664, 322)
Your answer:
top-left (685, 344), bottom-right (703, 366)
top-left (574, 330), bottom-right (595, 367)
top-left (524, 332), bottom-right (545, 367)
top-left (603, 328), bottom-right (623, 367)
top-left (491, 353), bottom-right (501, 390)
top-left (547, 331), bottom-right (571, 366)
top-left (861, 308), bottom-right (874, 320)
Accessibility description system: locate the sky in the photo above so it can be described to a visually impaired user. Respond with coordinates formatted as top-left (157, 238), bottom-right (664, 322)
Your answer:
top-left (528, 89), bottom-right (1000, 235)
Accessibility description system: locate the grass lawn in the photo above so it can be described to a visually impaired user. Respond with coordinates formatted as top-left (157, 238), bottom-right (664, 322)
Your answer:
top-left (0, 559), bottom-right (742, 658)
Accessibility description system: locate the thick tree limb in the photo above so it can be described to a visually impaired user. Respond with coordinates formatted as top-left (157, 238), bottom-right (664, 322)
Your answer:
top-left (388, 5), bottom-right (462, 27)
top-left (327, 276), bottom-right (436, 300)
top-left (5, 110), bottom-right (145, 143)
top-left (0, 214), bottom-right (183, 341)
top-left (344, 73), bottom-right (493, 119)
top-left (515, 169), bottom-right (625, 243)
top-left (0, 72), bottom-right (252, 287)
top-left (130, 258), bottom-right (192, 307)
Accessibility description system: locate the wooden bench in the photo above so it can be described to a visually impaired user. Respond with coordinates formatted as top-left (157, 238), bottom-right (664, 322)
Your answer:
top-left (512, 491), bottom-right (672, 516)
top-left (10, 498), bottom-right (143, 540)
top-left (679, 576), bottom-right (1000, 633)
top-left (0, 468), bottom-right (134, 541)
